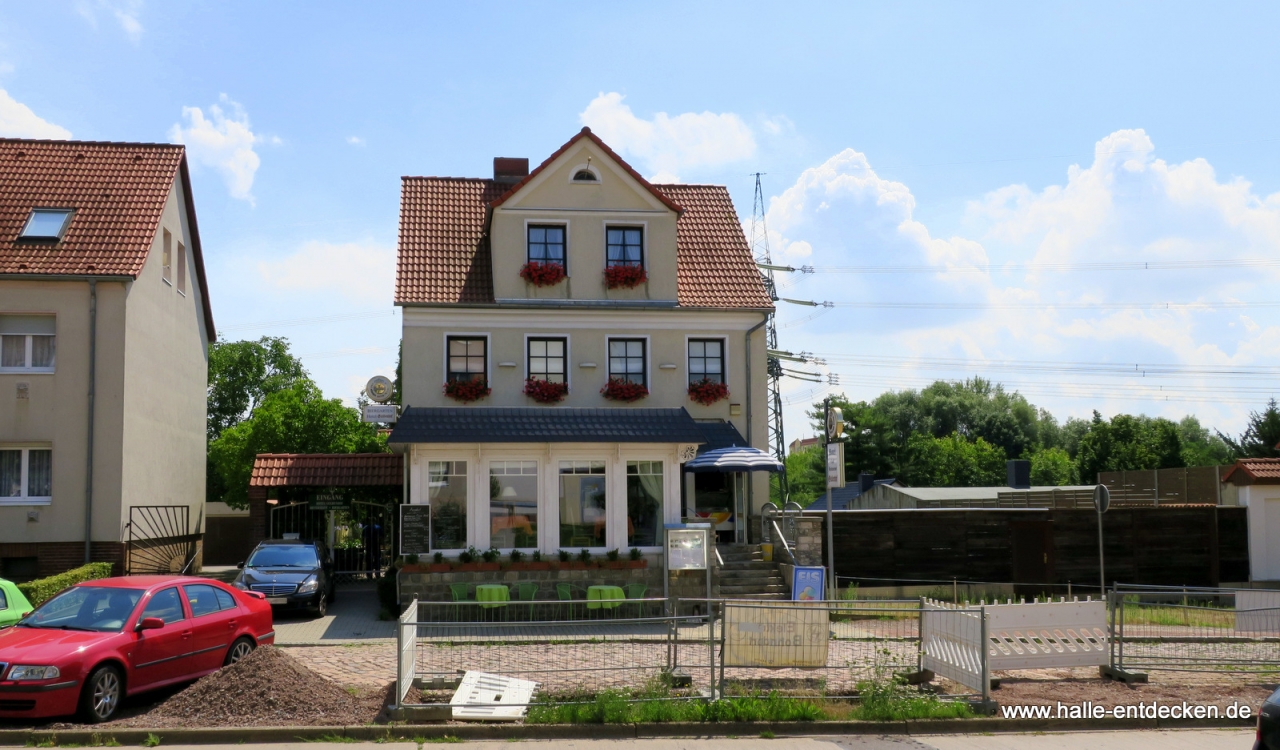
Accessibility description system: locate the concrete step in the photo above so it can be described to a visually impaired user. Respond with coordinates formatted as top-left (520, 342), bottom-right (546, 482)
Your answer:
top-left (718, 561), bottom-right (776, 571)
top-left (717, 569), bottom-right (784, 581)
top-left (718, 583), bottom-right (788, 595)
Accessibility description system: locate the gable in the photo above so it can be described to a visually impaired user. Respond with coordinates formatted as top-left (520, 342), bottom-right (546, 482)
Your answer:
top-left (499, 137), bottom-right (673, 214)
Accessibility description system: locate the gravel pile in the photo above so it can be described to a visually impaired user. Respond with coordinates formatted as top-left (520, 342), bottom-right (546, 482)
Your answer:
top-left (117, 646), bottom-right (385, 727)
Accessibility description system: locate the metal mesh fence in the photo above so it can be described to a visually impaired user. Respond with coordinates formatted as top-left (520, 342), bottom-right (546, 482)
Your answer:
top-left (1112, 586), bottom-right (1280, 674)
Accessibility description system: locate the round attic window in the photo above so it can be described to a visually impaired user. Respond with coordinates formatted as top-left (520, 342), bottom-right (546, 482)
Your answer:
top-left (570, 163), bottom-right (600, 183)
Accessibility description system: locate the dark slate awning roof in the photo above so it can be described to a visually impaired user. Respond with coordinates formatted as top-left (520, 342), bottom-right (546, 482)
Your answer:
top-left (388, 407), bottom-right (707, 444)
top-left (695, 420), bottom-right (748, 453)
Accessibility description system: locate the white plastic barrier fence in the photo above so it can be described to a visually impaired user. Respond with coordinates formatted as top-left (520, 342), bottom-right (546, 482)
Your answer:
top-left (397, 597), bottom-right (418, 706)
top-left (985, 598), bottom-right (1108, 669)
top-left (920, 600), bottom-right (987, 694)
top-left (1237, 590), bottom-right (1280, 634)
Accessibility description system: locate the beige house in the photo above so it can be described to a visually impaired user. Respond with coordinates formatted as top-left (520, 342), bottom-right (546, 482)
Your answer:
top-left (390, 128), bottom-right (773, 557)
top-left (0, 139), bottom-right (214, 579)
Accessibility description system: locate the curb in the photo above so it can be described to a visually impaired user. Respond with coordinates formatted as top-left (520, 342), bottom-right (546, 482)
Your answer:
top-left (0, 716), bottom-right (1256, 745)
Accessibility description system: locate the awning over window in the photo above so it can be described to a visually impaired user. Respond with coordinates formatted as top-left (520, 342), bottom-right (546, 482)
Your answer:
top-left (388, 407), bottom-right (707, 444)
top-left (682, 446), bottom-right (783, 473)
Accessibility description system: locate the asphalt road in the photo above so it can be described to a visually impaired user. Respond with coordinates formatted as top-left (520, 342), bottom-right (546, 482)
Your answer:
top-left (159, 729), bottom-right (1257, 750)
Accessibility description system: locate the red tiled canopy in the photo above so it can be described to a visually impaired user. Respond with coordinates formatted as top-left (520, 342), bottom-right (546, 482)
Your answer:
top-left (249, 453), bottom-right (403, 487)
top-left (1221, 458), bottom-right (1280, 486)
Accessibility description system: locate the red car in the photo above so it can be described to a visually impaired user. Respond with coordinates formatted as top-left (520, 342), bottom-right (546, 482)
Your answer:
top-left (0, 575), bottom-right (273, 723)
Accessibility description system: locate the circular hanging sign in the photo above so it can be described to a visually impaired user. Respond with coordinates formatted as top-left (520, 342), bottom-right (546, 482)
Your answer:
top-left (366, 375), bottom-right (394, 403)
top-left (1093, 484), bottom-right (1111, 514)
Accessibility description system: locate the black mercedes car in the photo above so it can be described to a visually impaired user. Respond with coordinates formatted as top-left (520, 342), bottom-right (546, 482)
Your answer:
top-left (1258, 686), bottom-right (1280, 750)
top-left (233, 539), bottom-right (335, 617)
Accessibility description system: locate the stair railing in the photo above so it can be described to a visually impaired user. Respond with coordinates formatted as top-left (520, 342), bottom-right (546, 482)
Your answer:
top-left (769, 519), bottom-right (797, 566)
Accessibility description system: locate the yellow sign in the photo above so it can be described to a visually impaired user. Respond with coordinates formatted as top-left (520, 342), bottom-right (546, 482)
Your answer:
top-left (722, 604), bottom-right (829, 668)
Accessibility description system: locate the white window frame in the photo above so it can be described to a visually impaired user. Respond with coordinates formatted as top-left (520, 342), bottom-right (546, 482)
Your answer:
top-left (523, 333), bottom-right (571, 389)
top-left (485, 456), bottom-right (542, 553)
top-left (568, 163), bottom-right (601, 184)
top-left (0, 445), bottom-right (53, 506)
top-left (0, 316), bottom-right (56, 374)
top-left (523, 219), bottom-right (570, 275)
top-left (419, 456), bottom-right (471, 553)
top-left (602, 220), bottom-right (649, 271)
top-left (177, 240), bottom-right (187, 296)
top-left (685, 335), bottom-right (730, 387)
top-left (605, 335), bottom-right (650, 389)
top-left (162, 228), bottom-right (173, 286)
top-left (551, 453), bottom-right (614, 553)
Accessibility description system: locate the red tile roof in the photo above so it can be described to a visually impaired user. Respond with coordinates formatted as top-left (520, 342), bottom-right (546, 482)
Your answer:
top-left (1221, 458), bottom-right (1280, 485)
top-left (395, 131), bottom-right (772, 310)
top-left (0, 138), bottom-right (215, 339)
top-left (249, 453), bottom-right (403, 487)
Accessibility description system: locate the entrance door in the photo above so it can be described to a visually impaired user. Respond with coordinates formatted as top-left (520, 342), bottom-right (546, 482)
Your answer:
top-left (692, 472), bottom-right (738, 544)
top-left (1010, 521), bottom-right (1054, 598)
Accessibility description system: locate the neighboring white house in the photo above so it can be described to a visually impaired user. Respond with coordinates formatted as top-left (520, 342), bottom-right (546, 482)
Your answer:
top-left (1222, 455), bottom-right (1280, 582)
top-left (0, 138), bottom-right (214, 579)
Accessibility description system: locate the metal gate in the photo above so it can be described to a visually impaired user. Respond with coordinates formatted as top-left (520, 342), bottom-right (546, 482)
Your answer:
top-left (126, 505), bottom-right (198, 574)
top-left (268, 499), bottom-right (393, 581)
top-left (268, 501), bottom-right (326, 541)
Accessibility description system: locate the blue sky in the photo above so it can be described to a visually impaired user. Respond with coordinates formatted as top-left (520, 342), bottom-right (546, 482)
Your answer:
top-left (2, 1), bottom-right (1279, 439)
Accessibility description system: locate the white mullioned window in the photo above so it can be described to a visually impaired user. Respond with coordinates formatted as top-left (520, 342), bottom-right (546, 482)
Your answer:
top-left (0, 447), bottom-right (52, 504)
top-left (0, 315), bottom-right (55, 373)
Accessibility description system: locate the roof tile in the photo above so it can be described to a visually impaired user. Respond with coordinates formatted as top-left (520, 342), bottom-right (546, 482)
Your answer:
top-left (1222, 458), bottom-right (1280, 485)
top-left (249, 453), bottom-right (403, 487)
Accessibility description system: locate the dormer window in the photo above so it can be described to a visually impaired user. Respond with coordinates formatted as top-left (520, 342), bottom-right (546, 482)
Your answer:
top-left (606, 227), bottom-right (643, 267)
top-left (19, 208), bottom-right (74, 241)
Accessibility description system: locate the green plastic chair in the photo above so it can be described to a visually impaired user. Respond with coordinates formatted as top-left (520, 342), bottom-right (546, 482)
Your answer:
top-left (556, 582), bottom-right (582, 620)
top-left (625, 583), bottom-right (648, 617)
top-left (450, 583), bottom-right (471, 621)
top-left (516, 583), bottom-right (539, 620)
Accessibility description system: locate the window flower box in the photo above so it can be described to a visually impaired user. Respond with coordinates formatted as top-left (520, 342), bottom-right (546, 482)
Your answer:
top-left (601, 377), bottom-right (648, 402)
top-left (688, 378), bottom-right (729, 406)
top-left (519, 261), bottom-right (566, 287)
top-left (604, 264), bottom-right (647, 289)
top-left (524, 378), bottom-right (569, 404)
top-left (401, 564), bottom-right (428, 573)
top-left (627, 559), bottom-right (647, 569)
top-left (444, 378), bottom-right (490, 403)
top-left (427, 563), bottom-right (451, 573)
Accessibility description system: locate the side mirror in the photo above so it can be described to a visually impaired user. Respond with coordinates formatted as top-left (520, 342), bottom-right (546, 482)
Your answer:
top-left (236, 562), bottom-right (245, 569)
top-left (138, 617), bottom-right (165, 631)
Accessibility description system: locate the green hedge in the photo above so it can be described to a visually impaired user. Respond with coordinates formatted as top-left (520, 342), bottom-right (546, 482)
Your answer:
top-left (17, 562), bottom-right (115, 606)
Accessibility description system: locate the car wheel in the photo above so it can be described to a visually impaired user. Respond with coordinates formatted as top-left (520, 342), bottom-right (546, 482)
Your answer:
top-left (224, 636), bottom-right (256, 666)
top-left (312, 591), bottom-right (328, 618)
top-left (80, 664), bottom-right (123, 723)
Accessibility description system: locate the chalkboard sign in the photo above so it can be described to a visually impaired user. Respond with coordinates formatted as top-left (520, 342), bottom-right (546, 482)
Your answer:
top-left (400, 504), bottom-right (431, 556)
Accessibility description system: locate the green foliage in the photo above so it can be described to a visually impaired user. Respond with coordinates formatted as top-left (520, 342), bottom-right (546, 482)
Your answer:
top-left (141, 734), bottom-right (161, 748)
top-left (527, 687), bottom-right (823, 724)
top-left (207, 336), bottom-right (308, 442)
top-left (577, 549), bottom-right (592, 563)
top-left (784, 445), bottom-right (826, 507)
top-left (1026, 446), bottom-right (1077, 486)
top-left (376, 563), bottom-right (400, 614)
top-left (851, 648), bottom-right (972, 721)
top-left (902, 432), bottom-right (1006, 487)
top-left (481, 547), bottom-right (500, 563)
top-left (208, 380), bottom-right (386, 508)
top-left (18, 562), bottom-right (114, 606)
top-left (1220, 398), bottom-right (1280, 459)
top-left (1178, 416), bottom-right (1233, 466)
top-left (629, 547), bottom-right (642, 561)
top-left (606, 548), bottom-right (620, 562)
top-left (558, 549), bottom-right (572, 562)
top-left (509, 549), bottom-right (524, 563)
top-left (1075, 411), bottom-right (1182, 482)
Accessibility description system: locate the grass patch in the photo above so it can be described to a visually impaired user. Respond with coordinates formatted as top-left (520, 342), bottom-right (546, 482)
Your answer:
top-left (141, 735), bottom-right (161, 749)
top-left (301, 735), bottom-right (357, 743)
top-left (759, 730), bottom-right (775, 739)
top-left (1120, 597), bottom-right (1234, 628)
top-left (422, 737), bottom-right (463, 744)
top-left (26, 739), bottom-right (56, 749)
top-left (847, 649), bottom-right (972, 721)
top-left (527, 683), bottom-right (823, 724)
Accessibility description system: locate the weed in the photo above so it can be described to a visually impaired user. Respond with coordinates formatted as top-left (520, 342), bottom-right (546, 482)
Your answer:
top-left (759, 730), bottom-right (776, 739)
top-left (91, 735), bottom-right (122, 748)
top-left (423, 737), bottom-right (462, 744)
top-left (301, 734), bottom-right (356, 743)
top-left (27, 738), bottom-right (56, 748)
top-left (141, 735), bottom-right (161, 749)
top-left (850, 649), bottom-right (972, 721)
top-left (527, 683), bottom-right (823, 724)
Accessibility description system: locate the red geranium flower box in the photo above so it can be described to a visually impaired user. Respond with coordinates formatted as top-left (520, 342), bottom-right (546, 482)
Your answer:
top-left (688, 378), bottom-right (729, 406)
top-left (600, 377), bottom-right (649, 402)
top-left (519, 261), bottom-right (566, 287)
top-left (604, 264), bottom-right (647, 289)
top-left (524, 378), bottom-right (569, 404)
top-left (444, 378), bottom-right (491, 403)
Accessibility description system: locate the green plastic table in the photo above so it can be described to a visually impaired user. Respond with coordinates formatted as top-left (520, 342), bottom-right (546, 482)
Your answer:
top-left (476, 584), bottom-right (511, 609)
top-left (587, 585), bottom-right (625, 610)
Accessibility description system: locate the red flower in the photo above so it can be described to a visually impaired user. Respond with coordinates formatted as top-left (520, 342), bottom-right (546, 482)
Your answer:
top-left (519, 261), bottom-right (566, 287)
top-left (604, 264), bottom-right (647, 289)
top-left (687, 378), bottom-right (729, 406)
top-left (523, 378), bottom-right (569, 404)
top-left (600, 377), bottom-right (649, 402)
top-left (443, 378), bottom-right (491, 403)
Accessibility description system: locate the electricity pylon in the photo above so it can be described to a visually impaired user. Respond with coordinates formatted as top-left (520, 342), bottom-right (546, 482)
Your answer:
top-left (748, 173), bottom-right (789, 503)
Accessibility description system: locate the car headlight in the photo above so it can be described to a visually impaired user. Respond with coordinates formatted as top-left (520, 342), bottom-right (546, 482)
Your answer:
top-left (8, 665), bottom-right (60, 681)
top-left (232, 580), bottom-right (248, 590)
top-left (297, 575), bottom-right (319, 594)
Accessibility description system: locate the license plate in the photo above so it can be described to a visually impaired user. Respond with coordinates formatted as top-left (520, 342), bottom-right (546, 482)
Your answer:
top-left (267, 597), bottom-right (288, 604)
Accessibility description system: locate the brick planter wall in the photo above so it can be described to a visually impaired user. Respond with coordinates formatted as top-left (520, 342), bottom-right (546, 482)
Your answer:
top-left (400, 557), bottom-right (663, 603)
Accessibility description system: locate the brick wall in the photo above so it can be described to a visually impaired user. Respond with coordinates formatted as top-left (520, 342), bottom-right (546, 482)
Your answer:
top-left (400, 564), bottom-right (663, 605)
top-left (0, 541), bottom-right (126, 580)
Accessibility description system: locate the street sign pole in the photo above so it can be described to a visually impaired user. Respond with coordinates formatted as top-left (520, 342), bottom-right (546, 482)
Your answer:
top-left (1094, 484), bottom-right (1110, 596)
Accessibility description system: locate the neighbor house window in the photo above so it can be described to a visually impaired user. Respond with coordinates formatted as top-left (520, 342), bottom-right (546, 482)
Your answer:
top-left (606, 227), bottom-right (643, 267)
top-left (0, 448), bottom-right (52, 503)
top-left (527, 225), bottom-right (566, 265)
top-left (559, 460), bottom-right (607, 548)
top-left (490, 461), bottom-right (538, 549)
top-left (162, 229), bottom-right (173, 285)
top-left (608, 338), bottom-right (646, 386)
top-left (0, 315), bottom-right (55, 372)
top-left (428, 461), bottom-right (467, 550)
top-left (688, 339), bottom-right (725, 385)
top-left (446, 337), bottom-right (487, 382)
top-left (19, 209), bottom-right (73, 241)
top-left (177, 241), bottom-right (187, 294)
top-left (527, 337), bottom-right (566, 383)
top-left (626, 461), bottom-right (663, 548)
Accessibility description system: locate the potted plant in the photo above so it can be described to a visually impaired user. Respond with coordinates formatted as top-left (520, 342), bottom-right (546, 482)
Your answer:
top-left (524, 378), bottom-right (569, 404)
top-left (604, 264), bottom-right (647, 289)
top-left (604, 548), bottom-right (626, 569)
top-left (628, 547), bottom-right (647, 569)
top-left (554, 549), bottom-right (572, 570)
top-left (519, 261), bottom-right (566, 287)
top-left (401, 553), bottom-right (426, 573)
top-left (428, 551), bottom-right (450, 573)
top-left (456, 545), bottom-right (480, 571)
top-left (687, 378), bottom-right (729, 406)
top-left (600, 377), bottom-right (648, 402)
top-left (444, 378), bottom-right (491, 403)
top-left (478, 546), bottom-right (501, 571)
top-left (527, 549), bottom-right (551, 571)
top-left (508, 549), bottom-right (527, 570)
top-left (568, 549), bottom-right (591, 570)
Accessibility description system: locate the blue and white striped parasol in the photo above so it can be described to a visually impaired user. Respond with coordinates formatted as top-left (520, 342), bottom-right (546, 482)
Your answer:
top-left (682, 446), bottom-right (784, 473)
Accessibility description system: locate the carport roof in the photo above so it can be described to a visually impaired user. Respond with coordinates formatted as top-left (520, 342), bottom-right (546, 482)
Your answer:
top-left (249, 453), bottom-right (403, 487)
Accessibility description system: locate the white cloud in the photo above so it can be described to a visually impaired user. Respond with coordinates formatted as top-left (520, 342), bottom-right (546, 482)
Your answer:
top-left (766, 130), bottom-right (1280, 434)
top-left (169, 94), bottom-right (266, 204)
top-left (0, 88), bottom-right (71, 139)
top-left (77, 0), bottom-right (144, 42)
top-left (257, 240), bottom-right (395, 304)
top-left (346, 136), bottom-right (365, 147)
top-left (579, 92), bottom-right (756, 182)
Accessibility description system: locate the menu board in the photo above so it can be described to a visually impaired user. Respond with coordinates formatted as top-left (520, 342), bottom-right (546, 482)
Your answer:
top-left (400, 504), bottom-right (431, 557)
top-left (666, 528), bottom-right (708, 571)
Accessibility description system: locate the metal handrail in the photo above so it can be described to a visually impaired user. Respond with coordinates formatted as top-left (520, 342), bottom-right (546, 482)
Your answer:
top-left (769, 519), bottom-right (797, 565)
top-left (715, 547), bottom-right (724, 567)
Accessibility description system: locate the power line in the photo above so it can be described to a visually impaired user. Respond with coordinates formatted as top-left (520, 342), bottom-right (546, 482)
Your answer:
top-left (816, 300), bottom-right (1280, 311)
top-left (812, 352), bottom-right (1280, 380)
top-left (220, 309), bottom-right (398, 332)
top-left (806, 257), bottom-right (1280, 275)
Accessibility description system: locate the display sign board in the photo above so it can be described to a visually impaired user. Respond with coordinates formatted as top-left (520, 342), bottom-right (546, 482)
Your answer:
top-left (722, 603), bottom-right (830, 667)
top-left (666, 528), bottom-right (708, 571)
top-left (400, 504), bottom-right (431, 557)
top-left (362, 404), bottom-right (399, 423)
top-left (826, 442), bottom-right (845, 489)
top-left (310, 491), bottom-right (347, 511)
top-left (792, 566), bottom-right (826, 601)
